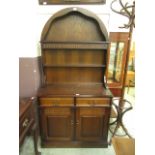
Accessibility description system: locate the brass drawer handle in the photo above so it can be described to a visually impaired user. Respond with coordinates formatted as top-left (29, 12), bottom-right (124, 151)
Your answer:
top-left (22, 118), bottom-right (29, 127)
top-left (76, 121), bottom-right (79, 125)
top-left (53, 103), bottom-right (59, 107)
top-left (51, 101), bottom-right (59, 107)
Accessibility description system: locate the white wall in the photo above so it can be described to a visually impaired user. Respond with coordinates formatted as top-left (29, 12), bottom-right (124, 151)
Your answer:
top-left (18, 0), bottom-right (131, 57)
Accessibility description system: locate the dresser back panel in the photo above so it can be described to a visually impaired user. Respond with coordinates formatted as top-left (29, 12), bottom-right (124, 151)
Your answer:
top-left (43, 12), bottom-right (106, 42)
top-left (43, 50), bottom-right (105, 65)
top-left (45, 67), bottom-right (104, 84)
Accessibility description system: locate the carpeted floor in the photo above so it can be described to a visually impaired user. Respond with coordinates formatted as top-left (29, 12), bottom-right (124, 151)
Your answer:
top-left (19, 134), bottom-right (115, 155)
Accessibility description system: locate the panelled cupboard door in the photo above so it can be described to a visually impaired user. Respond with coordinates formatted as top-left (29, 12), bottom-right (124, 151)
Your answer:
top-left (40, 107), bottom-right (74, 141)
top-left (76, 107), bottom-right (109, 142)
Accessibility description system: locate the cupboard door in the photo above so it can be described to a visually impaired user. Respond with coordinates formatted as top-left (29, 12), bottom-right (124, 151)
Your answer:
top-left (40, 107), bottom-right (74, 141)
top-left (76, 107), bottom-right (109, 142)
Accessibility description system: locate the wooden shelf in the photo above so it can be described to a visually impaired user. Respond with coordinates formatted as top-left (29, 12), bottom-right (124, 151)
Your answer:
top-left (43, 64), bottom-right (106, 68)
top-left (41, 41), bottom-right (109, 50)
top-left (38, 83), bottom-right (112, 97)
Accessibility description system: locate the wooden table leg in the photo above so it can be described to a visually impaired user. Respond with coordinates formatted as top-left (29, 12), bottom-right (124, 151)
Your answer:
top-left (31, 123), bottom-right (41, 155)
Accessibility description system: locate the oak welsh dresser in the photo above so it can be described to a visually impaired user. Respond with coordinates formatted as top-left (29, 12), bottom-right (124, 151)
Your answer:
top-left (37, 7), bottom-right (113, 148)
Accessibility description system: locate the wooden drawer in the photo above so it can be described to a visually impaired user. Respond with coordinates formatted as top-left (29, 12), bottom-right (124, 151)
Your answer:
top-left (43, 107), bottom-right (72, 115)
top-left (76, 98), bottom-right (110, 107)
top-left (78, 108), bottom-right (105, 115)
top-left (39, 97), bottom-right (74, 107)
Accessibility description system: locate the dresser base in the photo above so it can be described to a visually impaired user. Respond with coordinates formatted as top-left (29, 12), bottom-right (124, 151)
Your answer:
top-left (41, 141), bottom-right (108, 148)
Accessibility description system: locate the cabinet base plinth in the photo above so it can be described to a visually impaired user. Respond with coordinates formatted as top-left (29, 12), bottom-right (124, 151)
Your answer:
top-left (41, 141), bottom-right (108, 148)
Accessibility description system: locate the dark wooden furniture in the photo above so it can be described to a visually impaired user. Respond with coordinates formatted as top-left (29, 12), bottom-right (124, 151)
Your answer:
top-left (38, 7), bottom-right (113, 148)
top-left (112, 137), bottom-right (135, 155)
top-left (38, 0), bottom-right (106, 5)
top-left (106, 32), bottom-right (129, 97)
top-left (19, 97), bottom-right (41, 155)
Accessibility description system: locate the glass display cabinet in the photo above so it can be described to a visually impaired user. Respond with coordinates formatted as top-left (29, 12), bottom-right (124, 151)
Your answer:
top-left (106, 32), bottom-right (129, 97)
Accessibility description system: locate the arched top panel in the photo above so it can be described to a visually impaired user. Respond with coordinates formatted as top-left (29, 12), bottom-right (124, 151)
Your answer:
top-left (41, 7), bottom-right (109, 42)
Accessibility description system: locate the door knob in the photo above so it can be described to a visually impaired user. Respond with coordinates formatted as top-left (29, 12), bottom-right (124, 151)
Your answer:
top-left (71, 120), bottom-right (74, 125)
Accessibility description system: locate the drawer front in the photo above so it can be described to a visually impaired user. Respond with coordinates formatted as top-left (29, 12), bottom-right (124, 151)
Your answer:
top-left (19, 108), bottom-right (33, 136)
top-left (76, 98), bottom-right (110, 107)
top-left (78, 107), bottom-right (105, 115)
top-left (42, 107), bottom-right (72, 115)
top-left (39, 97), bottom-right (74, 107)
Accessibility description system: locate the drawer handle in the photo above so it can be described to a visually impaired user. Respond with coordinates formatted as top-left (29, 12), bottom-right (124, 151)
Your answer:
top-left (52, 101), bottom-right (59, 107)
top-left (53, 103), bottom-right (59, 107)
top-left (76, 121), bottom-right (79, 125)
top-left (89, 103), bottom-right (94, 107)
top-left (22, 118), bottom-right (29, 127)
top-left (89, 101), bottom-right (96, 107)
